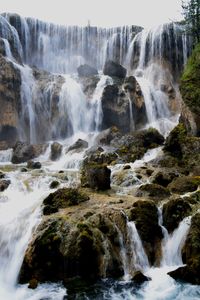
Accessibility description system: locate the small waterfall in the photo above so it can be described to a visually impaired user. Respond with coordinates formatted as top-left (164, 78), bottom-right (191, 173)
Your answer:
top-left (1, 38), bottom-right (13, 59)
top-left (58, 76), bottom-right (88, 135)
top-left (17, 65), bottom-right (37, 144)
top-left (127, 95), bottom-right (135, 131)
top-left (89, 75), bottom-right (113, 132)
top-left (127, 221), bottom-right (150, 272)
top-left (161, 216), bottom-right (191, 267)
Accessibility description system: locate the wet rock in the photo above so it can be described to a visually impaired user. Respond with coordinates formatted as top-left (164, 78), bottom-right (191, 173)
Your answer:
top-left (164, 123), bottom-right (187, 158)
top-left (162, 198), bottom-right (192, 233)
top-left (77, 64), bottom-right (98, 77)
top-left (68, 139), bottom-right (88, 152)
top-left (103, 60), bottom-right (127, 79)
top-left (136, 183), bottom-right (171, 200)
top-left (12, 141), bottom-right (47, 164)
top-left (131, 271), bottom-right (151, 284)
top-left (98, 127), bottom-right (122, 145)
top-left (0, 179), bottom-right (11, 191)
top-left (152, 170), bottom-right (179, 187)
top-left (49, 180), bottom-right (60, 189)
top-left (19, 210), bottom-right (126, 283)
top-left (168, 176), bottom-right (200, 194)
top-left (129, 200), bottom-right (163, 265)
top-left (27, 161), bottom-right (42, 169)
top-left (0, 56), bottom-right (21, 148)
top-left (21, 167), bottom-right (28, 172)
top-left (80, 76), bottom-right (100, 98)
top-left (168, 266), bottom-right (200, 285)
top-left (81, 163), bottom-right (111, 190)
top-left (0, 171), bottom-right (5, 179)
top-left (28, 278), bottom-right (38, 289)
top-left (43, 188), bottom-right (89, 215)
top-left (50, 142), bottom-right (63, 161)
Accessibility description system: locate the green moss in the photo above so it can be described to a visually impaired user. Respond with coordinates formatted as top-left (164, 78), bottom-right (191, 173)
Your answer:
top-left (181, 43), bottom-right (200, 115)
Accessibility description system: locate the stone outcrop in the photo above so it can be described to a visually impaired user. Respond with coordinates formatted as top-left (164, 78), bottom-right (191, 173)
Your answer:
top-left (0, 55), bottom-right (21, 149)
top-left (101, 77), bottom-right (147, 132)
top-left (129, 200), bottom-right (163, 265)
top-left (103, 60), bottom-right (127, 79)
top-left (77, 64), bottom-right (98, 77)
top-left (50, 142), bottom-right (63, 161)
top-left (11, 141), bottom-right (47, 164)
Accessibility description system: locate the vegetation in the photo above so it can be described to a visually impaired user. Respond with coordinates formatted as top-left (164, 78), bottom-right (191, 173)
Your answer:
top-left (182, 0), bottom-right (200, 43)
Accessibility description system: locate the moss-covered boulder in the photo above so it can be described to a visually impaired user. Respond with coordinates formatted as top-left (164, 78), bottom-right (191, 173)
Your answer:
top-left (180, 43), bottom-right (200, 135)
top-left (152, 170), bottom-right (179, 187)
top-left (43, 188), bottom-right (89, 215)
top-left (162, 198), bottom-right (192, 233)
top-left (169, 213), bottom-right (200, 284)
top-left (168, 176), bottom-right (200, 194)
top-left (129, 200), bottom-right (163, 265)
top-left (136, 183), bottom-right (171, 200)
top-left (19, 209), bottom-right (128, 284)
top-left (164, 123), bottom-right (187, 158)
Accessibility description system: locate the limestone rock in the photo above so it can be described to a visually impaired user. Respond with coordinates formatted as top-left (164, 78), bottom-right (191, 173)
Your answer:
top-left (103, 60), bottom-right (127, 79)
top-left (77, 64), bottom-right (98, 77)
top-left (0, 179), bottom-right (11, 191)
top-left (50, 142), bottom-right (63, 161)
top-left (12, 141), bottom-right (47, 164)
top-left (68, 139), bottom-right (88, 152)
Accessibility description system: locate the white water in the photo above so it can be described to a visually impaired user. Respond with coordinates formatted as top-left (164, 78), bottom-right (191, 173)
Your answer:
top-left (0, 171), bottom-right (66, 299)
top-left (127, 221), bottom-right (150, 273)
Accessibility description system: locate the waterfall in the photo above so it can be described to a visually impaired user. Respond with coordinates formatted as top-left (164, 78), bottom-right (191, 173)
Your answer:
top-left (161, 216), bottom-right (191, 267)
top-left (1, 38), bottom-right (13, 59)
top-left (127, 221), bottom-right (150, 272)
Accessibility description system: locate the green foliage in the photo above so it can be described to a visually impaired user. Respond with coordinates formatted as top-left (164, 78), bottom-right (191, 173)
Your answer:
top-left (182, 0), bottom-right (200, 43)
top-left (181, 42), bottom-right (200, 115)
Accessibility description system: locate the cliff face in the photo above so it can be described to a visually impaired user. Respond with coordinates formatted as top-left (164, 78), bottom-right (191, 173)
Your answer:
top-left (180, 43), bottom-right (200, 136)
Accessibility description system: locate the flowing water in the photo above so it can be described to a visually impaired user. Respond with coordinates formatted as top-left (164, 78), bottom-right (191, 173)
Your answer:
top-left (0, 13), bottom-right (199, 300)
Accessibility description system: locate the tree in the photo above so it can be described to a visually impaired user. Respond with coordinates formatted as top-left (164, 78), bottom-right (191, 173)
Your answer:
top-left (182, 0), bottom-right (200, 43)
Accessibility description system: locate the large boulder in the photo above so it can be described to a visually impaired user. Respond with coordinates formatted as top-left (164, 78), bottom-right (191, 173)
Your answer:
top-left (11, 141), bottom-right (47, 164)
top-left (50, 142), bottom-right (63, 161)
top-left (19, 209), bottom-right (127, 284)
top-left (168, 176), bottom-right (200, 194)
top-left (43, 188), bottom-right (89, 215)
top-left (77, 64), bottom-right (98, 77)
top-left (0, 56), bottom-right (21, 149)
top-left (129, 200), bottom-right (163, 265)
top-left (0, 179), bottom-right (11, 191)
top-left (136, 183), bottom-right (170, 200)
top-left (162, 198), bottom-right (192, 233)
top-left (68, 139), bottom-right (88, 152)
top-left (103, 60), bottom-right (127, 79)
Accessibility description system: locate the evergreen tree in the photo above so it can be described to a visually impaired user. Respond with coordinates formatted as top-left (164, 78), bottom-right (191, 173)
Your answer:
top-left (182, 0), bottom-right (200, 43)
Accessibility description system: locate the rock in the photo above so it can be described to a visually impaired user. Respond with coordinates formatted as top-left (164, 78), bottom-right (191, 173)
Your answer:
top-left (0, 171), bottom-right (5, 179)
top-left (19, 210), bottom-right (127, 283)
top-left (68, 139), bottom-right (88, 152)
top-left (21, 167), bottom-right (28, 172)
top-left (43, 188), bottom-right (89, 215)
top-left (101, 81), bottom-right (147, 132)
top-left (27, 161), bottom-right (42, 169)
top-left (28, 278), bottom-right (38, 289)
top-left (97, 127), bottom-right (122, 145)
top-left (131, 271), bottom-right (151, 284)
top-left (136, 183), bottom-right (171, 200)
top-left (50, 142), bottom-right (63, 161)
top-left (152, 170), bottom-right (179, 187)
top-left (168, 266), bottom-right (200, 285)
top-left (129, 200), bottom-right (163, 265)
top-left (12, 141), bottom-right (47, 164)
top-left (77, 64), bottom-right (98, 77)
top-left (0, 179), bottom-right (11, 191)
top-left (80, 76), bottom-right (100, 98)
top-left (162, 198), bottom-right (192, 233)
top-left (81, 164), bottom-right (111, 190)
top-left (0, 56), bottom-right (21, 148)
top-left (164, 123), bottom-right (187, 158)
top-left (49, 180), bottom-right (60, 189)
top-left (168, 176), bottom-right (200, 194)
top-left (103, 60), bottom-right (127, 79)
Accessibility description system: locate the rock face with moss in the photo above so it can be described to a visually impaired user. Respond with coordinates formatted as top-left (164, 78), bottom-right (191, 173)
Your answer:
top-left (180, 43), bottom-right (200, 136)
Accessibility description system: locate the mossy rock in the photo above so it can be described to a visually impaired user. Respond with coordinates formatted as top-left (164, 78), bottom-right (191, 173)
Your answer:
top-left (181, 43), bottom-right (200, 118)
top-left (162, 198), bottom-right (192, 233)
top-left (136, 183), bottom-right (171, 200)
top-left (168, 176), bottom-right (200, 194)
top-left (43, 188), bottom-right (89, 215)
top-left (129, 200), bottom-right (163, 265)
top-left (164, 123), bottom-right (187, 158)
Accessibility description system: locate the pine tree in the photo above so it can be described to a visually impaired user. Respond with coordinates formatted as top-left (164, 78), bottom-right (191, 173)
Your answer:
top-left (182, 0), bottom-right (200, 43)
